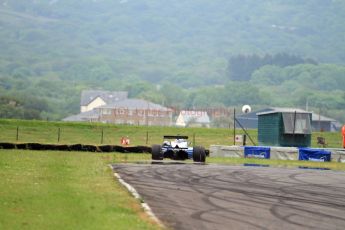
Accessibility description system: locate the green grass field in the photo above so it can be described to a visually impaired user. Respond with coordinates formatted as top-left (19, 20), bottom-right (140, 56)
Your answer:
top-left (0, 150), bottom-right (158, 230)
top-left (0, 119), bottom-right (343, 148)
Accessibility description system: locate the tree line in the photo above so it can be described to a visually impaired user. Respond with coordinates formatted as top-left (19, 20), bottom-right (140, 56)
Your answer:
top-left (227, 53), bottom-right (317, 81)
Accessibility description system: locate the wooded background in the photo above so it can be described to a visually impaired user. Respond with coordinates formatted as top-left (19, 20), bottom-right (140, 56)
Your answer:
top-left (0, 0), bottom-right (344, 123)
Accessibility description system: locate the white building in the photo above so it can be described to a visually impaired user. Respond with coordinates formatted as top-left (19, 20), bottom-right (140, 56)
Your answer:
top-left (80, 90), bottom-right (128, 112)
top-left (176, 110), bottom-right (210, 128)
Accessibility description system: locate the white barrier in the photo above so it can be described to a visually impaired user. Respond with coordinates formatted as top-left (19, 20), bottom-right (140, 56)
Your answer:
top-left (331, 150), bottom-right (345, 163)
top-left (210, 145), bottom-right (243, 158)
top-left (270, 147), bottom-right (298, 161)
top-left (210, 145), bottom-right (345, 162)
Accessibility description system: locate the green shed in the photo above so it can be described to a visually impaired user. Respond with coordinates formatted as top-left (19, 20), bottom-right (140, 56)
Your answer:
top-left (257, 109), bottom-right (312, 147)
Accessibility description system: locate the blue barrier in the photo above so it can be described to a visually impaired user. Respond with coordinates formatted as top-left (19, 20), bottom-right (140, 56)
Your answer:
top-left (298, 148), bottom-right (331, 162)
top-left (244, 146), bottom-right (270, 159)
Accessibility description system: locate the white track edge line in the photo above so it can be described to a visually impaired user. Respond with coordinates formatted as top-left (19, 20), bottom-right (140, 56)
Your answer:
top-left (109, 165), bottom-right (164, 228)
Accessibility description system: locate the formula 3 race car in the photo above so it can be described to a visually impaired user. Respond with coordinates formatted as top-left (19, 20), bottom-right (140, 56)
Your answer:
top-left (151, 135), bottom-right (206, 162)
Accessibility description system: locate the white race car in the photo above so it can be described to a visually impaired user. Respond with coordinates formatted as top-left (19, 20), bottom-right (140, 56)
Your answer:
top-left (151, 135), bottom-right (206, 162)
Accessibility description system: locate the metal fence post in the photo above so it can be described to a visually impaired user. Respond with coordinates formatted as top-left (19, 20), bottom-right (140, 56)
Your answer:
top-left (233, 108), bottom-right (236, 145)
top-left (57, 128), bottom-right (61, 143)
top-left (146, 131), bottom-right (148, 145)
top-left (101, 128), bottom-right (104, 144)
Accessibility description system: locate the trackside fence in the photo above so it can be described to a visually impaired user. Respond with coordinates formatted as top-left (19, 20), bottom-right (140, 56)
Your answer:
top-left (0, 120), bottom-right (342, 148)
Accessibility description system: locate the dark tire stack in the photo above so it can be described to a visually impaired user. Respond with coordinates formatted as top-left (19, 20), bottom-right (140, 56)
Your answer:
top-left (193, 146), bottom-right (206, 162)
top-left (151, 144), bottom-right (163, 160)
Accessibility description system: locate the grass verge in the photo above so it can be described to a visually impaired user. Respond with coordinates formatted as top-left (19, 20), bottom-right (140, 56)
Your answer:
top-left (0, 118), bottom-right (343, 148)
top-left (0, 150), bottom-right (159, 230)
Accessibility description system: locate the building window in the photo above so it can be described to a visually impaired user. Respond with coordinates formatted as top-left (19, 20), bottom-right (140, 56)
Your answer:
top-left (101, 109), bottom-right (112, 115)
top-left (282, 113), bottom-right (311, 134)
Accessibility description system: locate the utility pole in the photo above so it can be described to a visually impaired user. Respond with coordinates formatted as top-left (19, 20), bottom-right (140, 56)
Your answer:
top-left (233, 108), bottom-right (236, 145)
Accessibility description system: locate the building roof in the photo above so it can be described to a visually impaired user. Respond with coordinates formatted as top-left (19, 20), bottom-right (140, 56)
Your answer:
top-left (311, 113), bottom-right (336, 122)
top-left (237, 108), bottom-right (269, 119)
top-left (80, 90), bottom-right (128, 106)
top-left (98, 99), bottom-right (172, 111)
top-left (254, 107), bottom-right (336, 122)
top-left (63, 109), bottom-right (100, 122)
top-left (257, 107), bottom-right (310, 116)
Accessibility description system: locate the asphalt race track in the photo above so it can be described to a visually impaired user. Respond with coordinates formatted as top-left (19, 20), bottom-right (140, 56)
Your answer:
top-left (112, 163), bottom-right (345, 230)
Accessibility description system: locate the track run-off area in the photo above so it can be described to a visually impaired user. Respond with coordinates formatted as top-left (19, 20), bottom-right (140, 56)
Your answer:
top-left (112, 162), bottom-right (345, 230)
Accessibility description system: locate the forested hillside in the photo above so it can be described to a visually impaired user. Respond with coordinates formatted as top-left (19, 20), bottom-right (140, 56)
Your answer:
top-left (0, 0), bottom-right (344, 123)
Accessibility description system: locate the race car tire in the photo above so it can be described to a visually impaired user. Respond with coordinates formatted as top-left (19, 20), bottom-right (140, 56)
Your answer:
top-left (193, 146), bottom-right (206, 162)
top-left (152, 144), bottom-right (163, 160)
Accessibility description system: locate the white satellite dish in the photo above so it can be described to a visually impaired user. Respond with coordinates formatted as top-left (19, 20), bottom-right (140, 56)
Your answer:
top-left (242, 105), bottom-right (251, 113)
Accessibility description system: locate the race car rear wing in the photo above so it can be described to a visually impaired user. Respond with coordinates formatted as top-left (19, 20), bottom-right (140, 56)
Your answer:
top-left (163, 135), bottom-right (189, 140)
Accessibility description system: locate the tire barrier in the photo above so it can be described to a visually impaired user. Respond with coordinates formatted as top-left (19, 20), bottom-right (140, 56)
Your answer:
top-left (210, 145), bottom-right (345, 162)
top-left (0, 142), bottom-right (151, 153)
top-left (0, 142), bottom-right (209, 155)
top-left (0, 142), bottom-right (16, 149)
